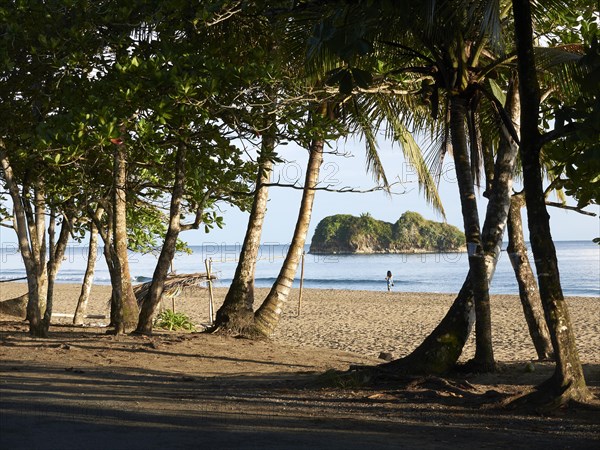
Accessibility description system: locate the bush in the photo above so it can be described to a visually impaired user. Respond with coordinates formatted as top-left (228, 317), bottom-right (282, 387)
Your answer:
top-left (154, 309), bottom-right (196, 331)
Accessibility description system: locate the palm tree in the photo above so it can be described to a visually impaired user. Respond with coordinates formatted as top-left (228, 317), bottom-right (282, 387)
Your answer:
top-left (215, 127), bottom-right (276, 332)
top-left (254, 124), bottom-right (326, 335)
top-left (215, 2), bottom-right (445, 337)
top-left (310, 0), bottom-right (517, 370)
top-left (506, 192), bottom-right (554, 360)
top-left (305, 1), bottom-right (596, 376)
top-left (511, 0), bottom-right (592, 405)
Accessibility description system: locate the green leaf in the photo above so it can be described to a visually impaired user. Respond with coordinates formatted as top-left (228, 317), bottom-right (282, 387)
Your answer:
top-left (487, 79), bottom-right (506, 106)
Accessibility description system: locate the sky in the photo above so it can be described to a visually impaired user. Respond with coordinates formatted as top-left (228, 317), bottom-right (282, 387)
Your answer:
top-left (0, 137), bottom-right (598, 249)
top-left (188, 137), bottom-right (600, 247)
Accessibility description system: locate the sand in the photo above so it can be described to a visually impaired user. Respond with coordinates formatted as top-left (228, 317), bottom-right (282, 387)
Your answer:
top-left (1, 282), bottom-right (598, 363)
top-left (1, 282), bottom-right (599, 449)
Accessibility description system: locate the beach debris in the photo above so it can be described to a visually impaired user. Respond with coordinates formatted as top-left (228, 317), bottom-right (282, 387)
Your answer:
top-left (0, 294), bottom-right (27, 318)
top-left (367, 392), bottom-right (398, 401)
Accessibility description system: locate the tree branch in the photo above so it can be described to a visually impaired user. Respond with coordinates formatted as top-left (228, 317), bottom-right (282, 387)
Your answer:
top-left (180, 207), bottom-right (204, 232)
top-left (539, 123), bottom-right (576, 147)
top-left (205, 2), bottom-right (242, 27)
top-left (515, 188), bottom-right (596, 216)
top-left (543, 178), bottom-right (563, 197)
top-left (180, 192), bottom-right (211, 231)
top-left (545, 201), bottom-right (597, 217)
top-left (262, 181), bottom-right (407, 194)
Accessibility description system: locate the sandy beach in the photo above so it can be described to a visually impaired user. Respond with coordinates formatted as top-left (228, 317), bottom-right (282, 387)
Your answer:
top-left (1, 282), bottom-right (598, 363)
top-left (1, 282), bottom-right (599, 449)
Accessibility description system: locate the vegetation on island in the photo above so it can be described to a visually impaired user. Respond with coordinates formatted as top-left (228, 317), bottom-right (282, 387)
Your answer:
top-left (310, 212), bottom-right (464, 254)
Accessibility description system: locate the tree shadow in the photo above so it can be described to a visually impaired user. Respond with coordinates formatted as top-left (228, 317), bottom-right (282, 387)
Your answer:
top-left (2, 360), bottom-right (599, 450)
top-left (1, 319), bottom-right (599, 449)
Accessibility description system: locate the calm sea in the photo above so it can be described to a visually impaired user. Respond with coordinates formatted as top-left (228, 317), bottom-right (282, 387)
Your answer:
top-left (0, 241), bottom-right (598, 297)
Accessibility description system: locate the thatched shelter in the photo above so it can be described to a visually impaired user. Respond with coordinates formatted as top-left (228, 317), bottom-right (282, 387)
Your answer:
top-left (134, 272), bottom-right (217, 308)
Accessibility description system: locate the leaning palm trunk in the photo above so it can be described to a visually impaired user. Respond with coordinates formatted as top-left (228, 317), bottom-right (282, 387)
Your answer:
top-left (253, 138), bottom-right (324, 336)
top-left (506, 194), bottom-right (553, 360)
top-left (512, 0), bottom-right (591, 405)
top-left (136, 143), bottom-right (187, 334)
top-left (73, 209), bottom-right (102, 325)
top-left (214, 132), bottom-right (275, 332)
top-left (382, 83), bottom-right (521, 375)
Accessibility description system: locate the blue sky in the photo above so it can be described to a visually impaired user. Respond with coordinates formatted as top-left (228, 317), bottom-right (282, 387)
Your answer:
top-left (0, 137), bottom-right (597, 248)
top-left (193, 138), bottom-right (599, 247)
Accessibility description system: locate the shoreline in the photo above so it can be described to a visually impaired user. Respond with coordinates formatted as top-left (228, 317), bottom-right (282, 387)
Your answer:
top-left (308, 248), bottom-right (467, 255)
top-left (2, 279), bottom-right (598, 297)
top-left (1, 282), bottom-right (598, 363)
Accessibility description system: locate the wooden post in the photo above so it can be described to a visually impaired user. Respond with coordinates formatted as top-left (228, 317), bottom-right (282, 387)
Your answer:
top-left (297, 251), bottom-right (305, 316)
top-left (205, 258), bottom-right (215, 325)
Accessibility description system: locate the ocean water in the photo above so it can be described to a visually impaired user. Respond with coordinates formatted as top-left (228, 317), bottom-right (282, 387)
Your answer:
top-left (0, 241), bottom-right (598, 297)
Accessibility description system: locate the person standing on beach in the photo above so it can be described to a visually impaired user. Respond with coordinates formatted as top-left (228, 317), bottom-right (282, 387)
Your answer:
top-left (385, 270), bottom-right (394, 292)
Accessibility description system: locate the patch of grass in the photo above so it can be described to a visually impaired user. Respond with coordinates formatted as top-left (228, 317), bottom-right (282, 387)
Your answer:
top-left (316, 368), bottom-right (372, 389)
top-left (154, 309), bottom-right (196, 332)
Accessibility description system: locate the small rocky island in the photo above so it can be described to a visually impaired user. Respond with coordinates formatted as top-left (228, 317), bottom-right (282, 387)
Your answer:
top-left (309, 211), bottom-right (465, 254)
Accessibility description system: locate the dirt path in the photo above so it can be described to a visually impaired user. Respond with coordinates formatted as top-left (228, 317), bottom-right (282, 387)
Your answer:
top-left (1, 320), bottom-right (598, 449)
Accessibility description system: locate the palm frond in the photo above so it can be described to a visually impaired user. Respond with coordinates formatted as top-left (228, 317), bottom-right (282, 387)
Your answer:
top-left (535, 46), bottom-right (585, 99)
top-left (347, 97), bottom-right (390, 189)
top-left (422, 97), bottom-right (452, 186)
top-left (388, 113), bottom-right (446, 216)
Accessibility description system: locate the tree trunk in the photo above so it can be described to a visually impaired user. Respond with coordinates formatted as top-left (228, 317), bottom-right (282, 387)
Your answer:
top-left (43, 210), bottom-right (74, 332)
top-left (111, 143), bottom-right (139, 334)
top-left (214, 133), bottom-right (275, 333)
top-left (507, 194), bottom-right (554, 360)
top-left (253, 138), bottom-right (324, 337)
top-left (26, 184), bottom-right (49, 336)
top-left (95, 210), bottom-right (120, 328)
top-left (383, 83), bottom-right (521, 375)
top-left (512, 0), bottom-right (592, 405)
top-left (135, 143), bottom-right (187, 334)
top-left (0, 148), bottom-right (48, 337)
top-left (73, 207), bottom-right (103, 325)
top-left (91, 201), bottom-right (122, 328)
top-left (105, 247), bottom-right (120, 327)
top-left (450, 94), bottom-right (495, 371)
top-left (383, 276), bottom-right (475, 375)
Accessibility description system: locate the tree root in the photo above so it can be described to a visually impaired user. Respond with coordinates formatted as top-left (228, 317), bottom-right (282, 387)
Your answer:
top-left (508, 378), bottom-right (598, 413)
top-left (458, 358), bottom-right (498, 374)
